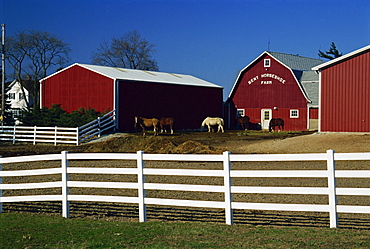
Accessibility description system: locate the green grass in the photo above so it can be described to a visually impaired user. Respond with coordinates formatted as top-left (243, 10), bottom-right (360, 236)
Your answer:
top-left (2, 213), bottom-right (370, 248)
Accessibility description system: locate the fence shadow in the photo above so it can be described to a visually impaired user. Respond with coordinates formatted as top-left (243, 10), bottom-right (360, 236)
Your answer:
top-left (3, 201), bottom-right (370, 230)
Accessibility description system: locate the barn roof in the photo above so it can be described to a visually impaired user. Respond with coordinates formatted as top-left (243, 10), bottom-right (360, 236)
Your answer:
top-left (312, 44), bottom-right (370, 71)
top-left (268, 52), bottom-right (324, 71)
top-left (42, 63), bottom-right (223, 89)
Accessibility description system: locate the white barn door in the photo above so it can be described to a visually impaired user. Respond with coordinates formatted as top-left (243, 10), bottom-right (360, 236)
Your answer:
top-left (261, 109), bottom-right (272, 130)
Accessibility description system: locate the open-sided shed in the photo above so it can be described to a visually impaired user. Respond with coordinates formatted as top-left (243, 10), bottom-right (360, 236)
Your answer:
top-left (40, 63), bottom-right (223, 131)
top-left (225, 51), bottom-right (323, 131)
top-left (312, 45), bottom-right (370, 132)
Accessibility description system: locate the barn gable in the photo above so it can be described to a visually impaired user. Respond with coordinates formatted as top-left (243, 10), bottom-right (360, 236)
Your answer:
top-left (41, 63), bottom-right (223, 131)
top-left (226, 51), bottom-right (323, 131)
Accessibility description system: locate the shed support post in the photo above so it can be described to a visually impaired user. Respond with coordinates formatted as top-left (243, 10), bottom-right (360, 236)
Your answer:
top-left (137, 151), bottom-right (146, 222)
top-left (327, 149), bottom-right (338, 228)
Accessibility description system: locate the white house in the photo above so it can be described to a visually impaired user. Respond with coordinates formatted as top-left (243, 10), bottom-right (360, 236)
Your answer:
top-left (6, 80), bottom-right (29, 119)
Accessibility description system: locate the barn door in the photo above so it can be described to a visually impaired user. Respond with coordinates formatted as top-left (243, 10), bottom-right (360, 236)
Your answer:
top-left (261, 109), bottom-right (272, 130)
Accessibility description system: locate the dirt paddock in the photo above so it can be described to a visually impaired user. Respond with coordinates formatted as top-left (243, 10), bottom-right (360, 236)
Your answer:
top-left (2, 130), bottom-right (370, 228)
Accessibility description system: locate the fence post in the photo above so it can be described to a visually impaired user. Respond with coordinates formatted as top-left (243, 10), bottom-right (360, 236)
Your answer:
top-left (54, 126), bottom-right (58, 146)
top-left (61, 151), bottom-right (70, 218)
top-left (137, 151), bottom-right (146, 222)
top-left (98, 117), bottom-right (101, 137)
top-left (76, 127), bottom-right (79, 146)
top-left (223, 151), bottom-right (233, 225)
top-left (0, 156), bottom-right (2, 214)
top-left (12, 126), bottom-right (16, 144)
top-left (33, 126), bottom-right (37, 145)
top-left (327, 149), bottom-right (338, 228)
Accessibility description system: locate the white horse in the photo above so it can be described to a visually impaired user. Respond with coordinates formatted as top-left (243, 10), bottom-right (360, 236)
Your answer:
top-left (201, 117), bottom-right (224, 133)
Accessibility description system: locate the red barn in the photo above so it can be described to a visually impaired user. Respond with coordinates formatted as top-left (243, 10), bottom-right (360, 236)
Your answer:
top-left (225, 51), bottom-right (323, 131)
top-left (40, 63), bottom-right (223, 131)
top-left (312, 45), bottom-right (370, 132)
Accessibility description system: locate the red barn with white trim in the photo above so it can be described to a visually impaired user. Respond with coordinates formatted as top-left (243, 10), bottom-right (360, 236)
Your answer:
top-left (312, 45), bottom-right (370, 132)
top-left (225, 51), bottom-right (323, 131)
top-left (40, 63), bottom-right (223, 131)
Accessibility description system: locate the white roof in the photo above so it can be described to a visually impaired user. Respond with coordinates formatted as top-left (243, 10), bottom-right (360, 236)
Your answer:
top-left (41, 63), bottom-right (223, 89)
top-left (312, 44), bottom-right (370, 71)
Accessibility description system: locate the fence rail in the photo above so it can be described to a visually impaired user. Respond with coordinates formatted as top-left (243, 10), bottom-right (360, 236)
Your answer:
top-left (1, 149), bottom-right (370, 228)
top-left (0, 110), bottom-right (116, 145)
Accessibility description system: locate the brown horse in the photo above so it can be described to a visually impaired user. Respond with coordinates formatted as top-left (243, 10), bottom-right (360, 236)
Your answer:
top-left (159, 117), bottom-right (174, 134)
top-left (269, 118), bottom-right (284, 132)
top-left (134, 116), bottom-right (160, 136)
top-left (237, 116), bottom-right (250, 130)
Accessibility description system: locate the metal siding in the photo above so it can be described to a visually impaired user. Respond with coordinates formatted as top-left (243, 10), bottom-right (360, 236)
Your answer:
top-left (321, 51), bottom-right (370, 132)
top-left (118, 81), bottom-right (223, 131)
top-left (231, 54), bottom-right (308, 131)
top-left (41, 65), bottom-right (114, 113)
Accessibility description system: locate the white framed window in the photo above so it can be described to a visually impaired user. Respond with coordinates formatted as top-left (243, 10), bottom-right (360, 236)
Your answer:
top-left (8, 93), bottom-right (15, 99)
top-left (19, 93), bottom-right (25, 100)
top-left (290, 109), bottom-right (299, 118)
top-left (264, 59), bottom-right (271, 67)
top-left (237, 109), bottom-right (245, 117)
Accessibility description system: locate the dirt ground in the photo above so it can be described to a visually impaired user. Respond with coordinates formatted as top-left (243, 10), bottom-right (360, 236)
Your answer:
top-left (3, 130), bottom-right (370, 228)
top-left (2, 130), bottom-right (370, 157)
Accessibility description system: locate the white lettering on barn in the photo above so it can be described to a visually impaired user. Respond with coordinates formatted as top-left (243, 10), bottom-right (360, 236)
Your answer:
top-left (261, 73), bottom-right (286, 84)
top-left (247, 73), bottom-right (286, 85)
top-left (248, 76), bottom-right (259, 84)
top-left (261, 81), bottom-right (272, 84)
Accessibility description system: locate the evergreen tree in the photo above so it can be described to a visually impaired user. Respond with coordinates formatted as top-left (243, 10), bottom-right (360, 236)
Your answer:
top-left (318, 42), bottom-right (342, 60)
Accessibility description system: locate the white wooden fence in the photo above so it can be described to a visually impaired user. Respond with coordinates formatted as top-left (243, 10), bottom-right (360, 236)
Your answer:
top-left (1, 149), bottom-right (370, 228)
top-left (0, 110), bottom-right (116, 145)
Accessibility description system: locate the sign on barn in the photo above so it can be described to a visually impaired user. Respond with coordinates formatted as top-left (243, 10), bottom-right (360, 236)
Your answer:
top-left (40, 63), bottom-right (223, 131)
top-left (225, 51), bottom-right (324, 131)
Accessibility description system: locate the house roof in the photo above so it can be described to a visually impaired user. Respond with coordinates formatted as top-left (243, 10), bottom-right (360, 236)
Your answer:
top-left (41, 63), bottom-right (223, 89)
top-left (312, 44), bottom-right (370, 71)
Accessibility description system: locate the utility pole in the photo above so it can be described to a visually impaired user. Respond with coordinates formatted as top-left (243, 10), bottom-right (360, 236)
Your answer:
top-left (1, 24), bottom-right (5, 124)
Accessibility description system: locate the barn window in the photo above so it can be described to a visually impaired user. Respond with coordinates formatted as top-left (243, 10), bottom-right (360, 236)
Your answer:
top-left (237, 109), bottom-right (245, 117)
top-left (264, 59), bottom-right (271, 67)
top-left (290, 109), bottom-right (299, 118)
top-left (19, 93), bottom-right (25, 100)
top-left (8, 93), bottom-right (15, 99)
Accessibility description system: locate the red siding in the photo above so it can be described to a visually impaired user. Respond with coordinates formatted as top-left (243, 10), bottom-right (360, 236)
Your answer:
top-left (310, 108), bottom-right (318, 119)
top-left (231, 54), bottom-right (308, 131)
top-left (41, 65), bottom-right (114, 113)
top-left (320, 51), bottom-right (370, 132)
top-left (118, 81), bottom-right (223, 131)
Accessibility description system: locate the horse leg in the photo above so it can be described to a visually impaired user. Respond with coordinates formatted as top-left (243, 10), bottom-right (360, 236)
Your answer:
top-left (170, 124), bottom-right (173, 134)
top-left (141, 126), bottom-right (146, 136)
top-left (217, 123), bottom-right (224, 133)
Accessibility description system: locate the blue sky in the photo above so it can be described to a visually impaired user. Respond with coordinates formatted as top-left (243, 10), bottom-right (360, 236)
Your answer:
top-left (1, 0), bottom-right (369, 99)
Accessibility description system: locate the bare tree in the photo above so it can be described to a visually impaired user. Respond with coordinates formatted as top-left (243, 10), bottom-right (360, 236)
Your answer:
top-left (92, 30), bottom-right (158, 71)
top-left (6, 30), bottom-right (71, 109)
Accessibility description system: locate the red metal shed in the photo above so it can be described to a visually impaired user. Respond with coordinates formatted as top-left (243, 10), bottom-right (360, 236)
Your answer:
top-left (312, 45), bottom-right (370, 132)
top-left (225, 52), bottom-right (323, 131)
top-left (40, 63), bottom-right (223, 131)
